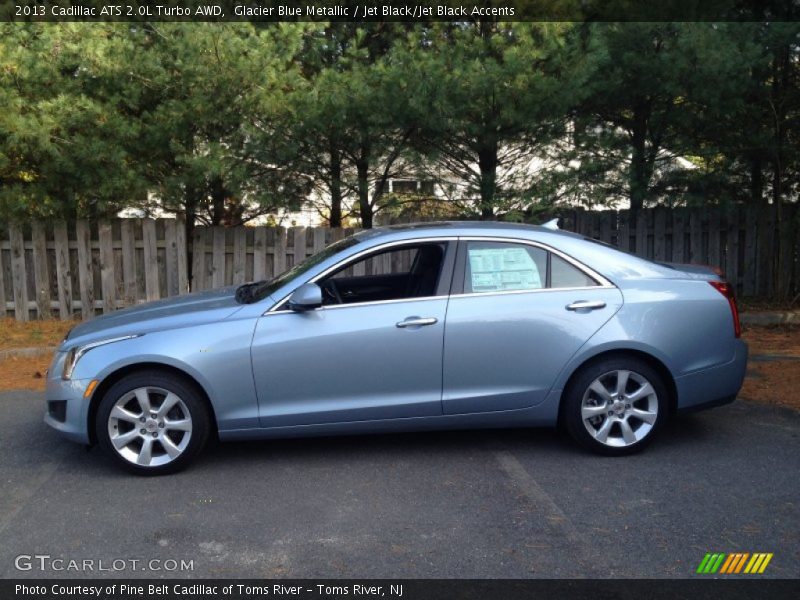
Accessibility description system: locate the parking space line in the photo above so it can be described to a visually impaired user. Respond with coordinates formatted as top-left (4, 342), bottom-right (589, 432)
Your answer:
top-left (490, 445), bottom-right (614, 578)
top-left (0, 458), bottom-right (62, 539)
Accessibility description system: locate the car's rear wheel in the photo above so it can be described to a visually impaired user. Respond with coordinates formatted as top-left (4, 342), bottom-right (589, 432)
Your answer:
top-left (563, 357), bottom-right (667, 456)
top-left (96, 371), bottom-right (210, 475)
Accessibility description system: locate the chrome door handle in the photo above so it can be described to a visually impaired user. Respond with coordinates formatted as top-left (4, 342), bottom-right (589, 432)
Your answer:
top-left (566, 300), bottom-right (607, 311)
top-left (396, 317), bottom-right (438, 328)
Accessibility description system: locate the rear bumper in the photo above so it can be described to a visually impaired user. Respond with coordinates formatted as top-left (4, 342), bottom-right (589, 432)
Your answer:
top-left (674, 339), bottom-right (748, 413)
top-left (43, 376), bottom-right (93, 444)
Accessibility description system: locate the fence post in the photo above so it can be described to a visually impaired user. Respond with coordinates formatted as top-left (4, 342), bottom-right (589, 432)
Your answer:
top-left (120, 219), bottom-right (136, 306)
top-left (0, 228), bottom-right (7, 318)
top-left (689, 208), bottom-right (702, 264)
top-left (313, 227), bottom-right (326, 255)
top-left (76, 220), bottom-right (94, 319)
top-left (164, 219), bottom-right (179, 297)
top-left (9, 223), bottom-right (29, 321)
top-left (635, 211), bottom-right (647, 257)
top-left (191, 227), bottom-right (206, 292)
top-left (273, 227), bottom-right (287, 276)
top-left (212, 226), bottom-right (225, 289)
top-left (176, 218), bottom-right (188, 295)
top-left (617, 212), bottom-right (630, 253)
top-left (291, 226), bottom-right (306, 268)
top-left (653, 208), bottom-right (666, 261)
top-left (793, 205), bottom-right (800, 298)
top-left (725, 205), bottom-right (740, 295)
top-left (708, 208), bottom-right (722, 271)
top-left (743, 206), bottom-right (758, 297)
top-left (31, 221), bottom-right (52, 319)
top-left (778, 204), bottom-right (796, 298)
top-left (253, 226), bottom-right (267, 281)
top-left (99, 220), bottom-right (116, 314)
top-left (53, 222), bottom-right (73, 320)
top-left (232, 226), bottom-right (246, 285)
top-left (142, 218), bottom-right (159, 301)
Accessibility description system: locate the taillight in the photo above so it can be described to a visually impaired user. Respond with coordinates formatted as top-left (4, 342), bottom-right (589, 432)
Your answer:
top-left (709, 281), bottom-right (741, 338)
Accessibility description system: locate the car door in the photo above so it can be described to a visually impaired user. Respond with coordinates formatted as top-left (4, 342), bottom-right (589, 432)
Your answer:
top-left (251, 239), bottom-right (456, 427)
top-left (442, 238), bottom-right (623, 415)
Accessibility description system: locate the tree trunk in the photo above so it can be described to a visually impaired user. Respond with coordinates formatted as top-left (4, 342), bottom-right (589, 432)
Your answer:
top-left (773, 165), bottom-right (783, 298)
top-left (750, 158), bottom-right (763, 204)
top-left (756, 183), bottom-right (772, 297)
top-left (210, 176), bottom-right (225, 226)
top-left (769, 42), bottom-right (790, 298)
top-left (184, 183), bottom-right (198, 285)
top-left (356, 139), bottom-right (373, 229)
top-left (477, 139), bottom-right (498, 220)
top-left (329, 144), bottom-right (343, 228)
top-left (356, 157), bottom-right (372, 228)
top-left (629, 104), bottom-right (649, 217)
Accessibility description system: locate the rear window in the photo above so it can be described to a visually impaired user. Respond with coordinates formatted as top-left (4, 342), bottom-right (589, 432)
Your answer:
top-left (551, 254), bottom-right (598, 288)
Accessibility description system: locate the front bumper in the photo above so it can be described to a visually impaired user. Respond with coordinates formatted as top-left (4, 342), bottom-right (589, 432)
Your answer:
top-left (675, 339), bottom-right (748, 413)
top-left (44, 374), bottom-right (94, 444)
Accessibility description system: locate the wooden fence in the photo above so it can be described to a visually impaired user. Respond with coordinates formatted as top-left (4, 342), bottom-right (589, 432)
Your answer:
top-left (556, 203), bottom-right (799, 301)
top-left (1, 203), bottom-right (798, 320)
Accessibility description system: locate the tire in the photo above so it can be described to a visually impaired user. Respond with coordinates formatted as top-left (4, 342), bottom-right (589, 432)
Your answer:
top-left (562, 356), bottom-right (668, 456)
top-left (96, 370), bottom-right (211, 475)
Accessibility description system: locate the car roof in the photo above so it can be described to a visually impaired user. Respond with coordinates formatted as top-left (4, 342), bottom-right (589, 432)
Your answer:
top-left (349, 220), bottom-right (678, 283)
top-left (353, 220), bottom-right (583, 241)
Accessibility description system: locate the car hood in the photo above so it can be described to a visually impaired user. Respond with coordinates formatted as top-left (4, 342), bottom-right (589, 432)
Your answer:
top-left (62, 286), bottom-right (244, 349)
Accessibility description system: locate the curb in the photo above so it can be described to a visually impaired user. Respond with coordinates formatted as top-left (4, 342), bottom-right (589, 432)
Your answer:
top-left (741, 312), bottom-right (800, 326)
top-left (0, 346), bottom-right (57, 360)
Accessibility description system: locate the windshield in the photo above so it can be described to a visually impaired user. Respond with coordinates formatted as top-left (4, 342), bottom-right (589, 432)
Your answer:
top-left (245, 235), bottom-right (362, 303)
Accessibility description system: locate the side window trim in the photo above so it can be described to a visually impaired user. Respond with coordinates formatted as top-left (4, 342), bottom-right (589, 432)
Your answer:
top-left (268, 237), bottom-right (458, 313)
top-left (546, 250), bottom-right (553, 289)
top-left (451, 241), bottom-right (468, 296)
top-left (435, 240), bottom-right (458, 297)
top-left (451, 236), bottom-right (613, 298)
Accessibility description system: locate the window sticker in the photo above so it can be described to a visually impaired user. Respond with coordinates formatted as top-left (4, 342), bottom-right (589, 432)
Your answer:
top-left (468, 247), bottom-right (542, 292)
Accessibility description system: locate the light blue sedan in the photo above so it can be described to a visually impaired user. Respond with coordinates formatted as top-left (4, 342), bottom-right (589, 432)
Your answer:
top-left (45, 221), bottom-right (748, 474)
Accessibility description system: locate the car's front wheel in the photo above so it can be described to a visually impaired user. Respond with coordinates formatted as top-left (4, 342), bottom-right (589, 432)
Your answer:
top-left (563, 357), bottom-right (667, 456)
top-left (96, 371), bottom-right (211, 475)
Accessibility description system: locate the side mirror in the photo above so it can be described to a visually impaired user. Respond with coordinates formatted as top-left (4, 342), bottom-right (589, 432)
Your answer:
top-left (287, 283), bottom-right (323, 312)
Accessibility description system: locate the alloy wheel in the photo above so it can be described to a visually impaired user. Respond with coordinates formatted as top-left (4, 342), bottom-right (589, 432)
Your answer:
top-left (107, 386), bottom-right (193, 467)
top-left (580, 370), bottom-right (659, 448)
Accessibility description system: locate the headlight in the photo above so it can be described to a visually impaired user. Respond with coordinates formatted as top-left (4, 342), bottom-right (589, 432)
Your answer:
top-left (61, 335), bottom-right (141, 380)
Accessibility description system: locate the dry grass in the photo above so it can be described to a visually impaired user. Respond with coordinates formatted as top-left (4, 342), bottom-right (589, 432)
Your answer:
top-left (742, 324), bottom-right (800, 356)
top-left (740, 360), bottom-right (800, 411)
top-left (738, 297), bottom-right (799, 313)
top-left (0, 321), bottom-right (797, 412)
top-left (0, 354), bottom-right (51, 392)
top-left (0, 318), bottom-right (74, 352)
top-left (740, 324), bottom-right (800, 411)
top-left (0, 318), bottom-right (73, 391)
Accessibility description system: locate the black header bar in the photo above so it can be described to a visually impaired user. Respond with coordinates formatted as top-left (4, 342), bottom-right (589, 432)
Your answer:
top-left (1, 0), bottom-right (799, 22)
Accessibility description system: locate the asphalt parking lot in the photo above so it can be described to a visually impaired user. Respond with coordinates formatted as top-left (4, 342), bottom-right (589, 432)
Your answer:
top-left (0, 391), bottom-right (798, 579)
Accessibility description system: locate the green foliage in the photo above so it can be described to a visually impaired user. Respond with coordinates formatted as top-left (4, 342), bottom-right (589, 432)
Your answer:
top-left (0, 23), bottom-right (148, 219)
top-left (394, 22), bottom-right (587, 219)
top-left (0, 21), bottom-right (797, 226)
top-left (560, 22), bottom-right (799, 210)
top-left (114, 22), bottom-right (311, 225)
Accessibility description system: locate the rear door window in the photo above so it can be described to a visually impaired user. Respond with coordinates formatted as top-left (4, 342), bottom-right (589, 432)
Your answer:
top-left (464, 242), bottom-right (546, 293)
top-left (460, 241), bottom-right (598, 294)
